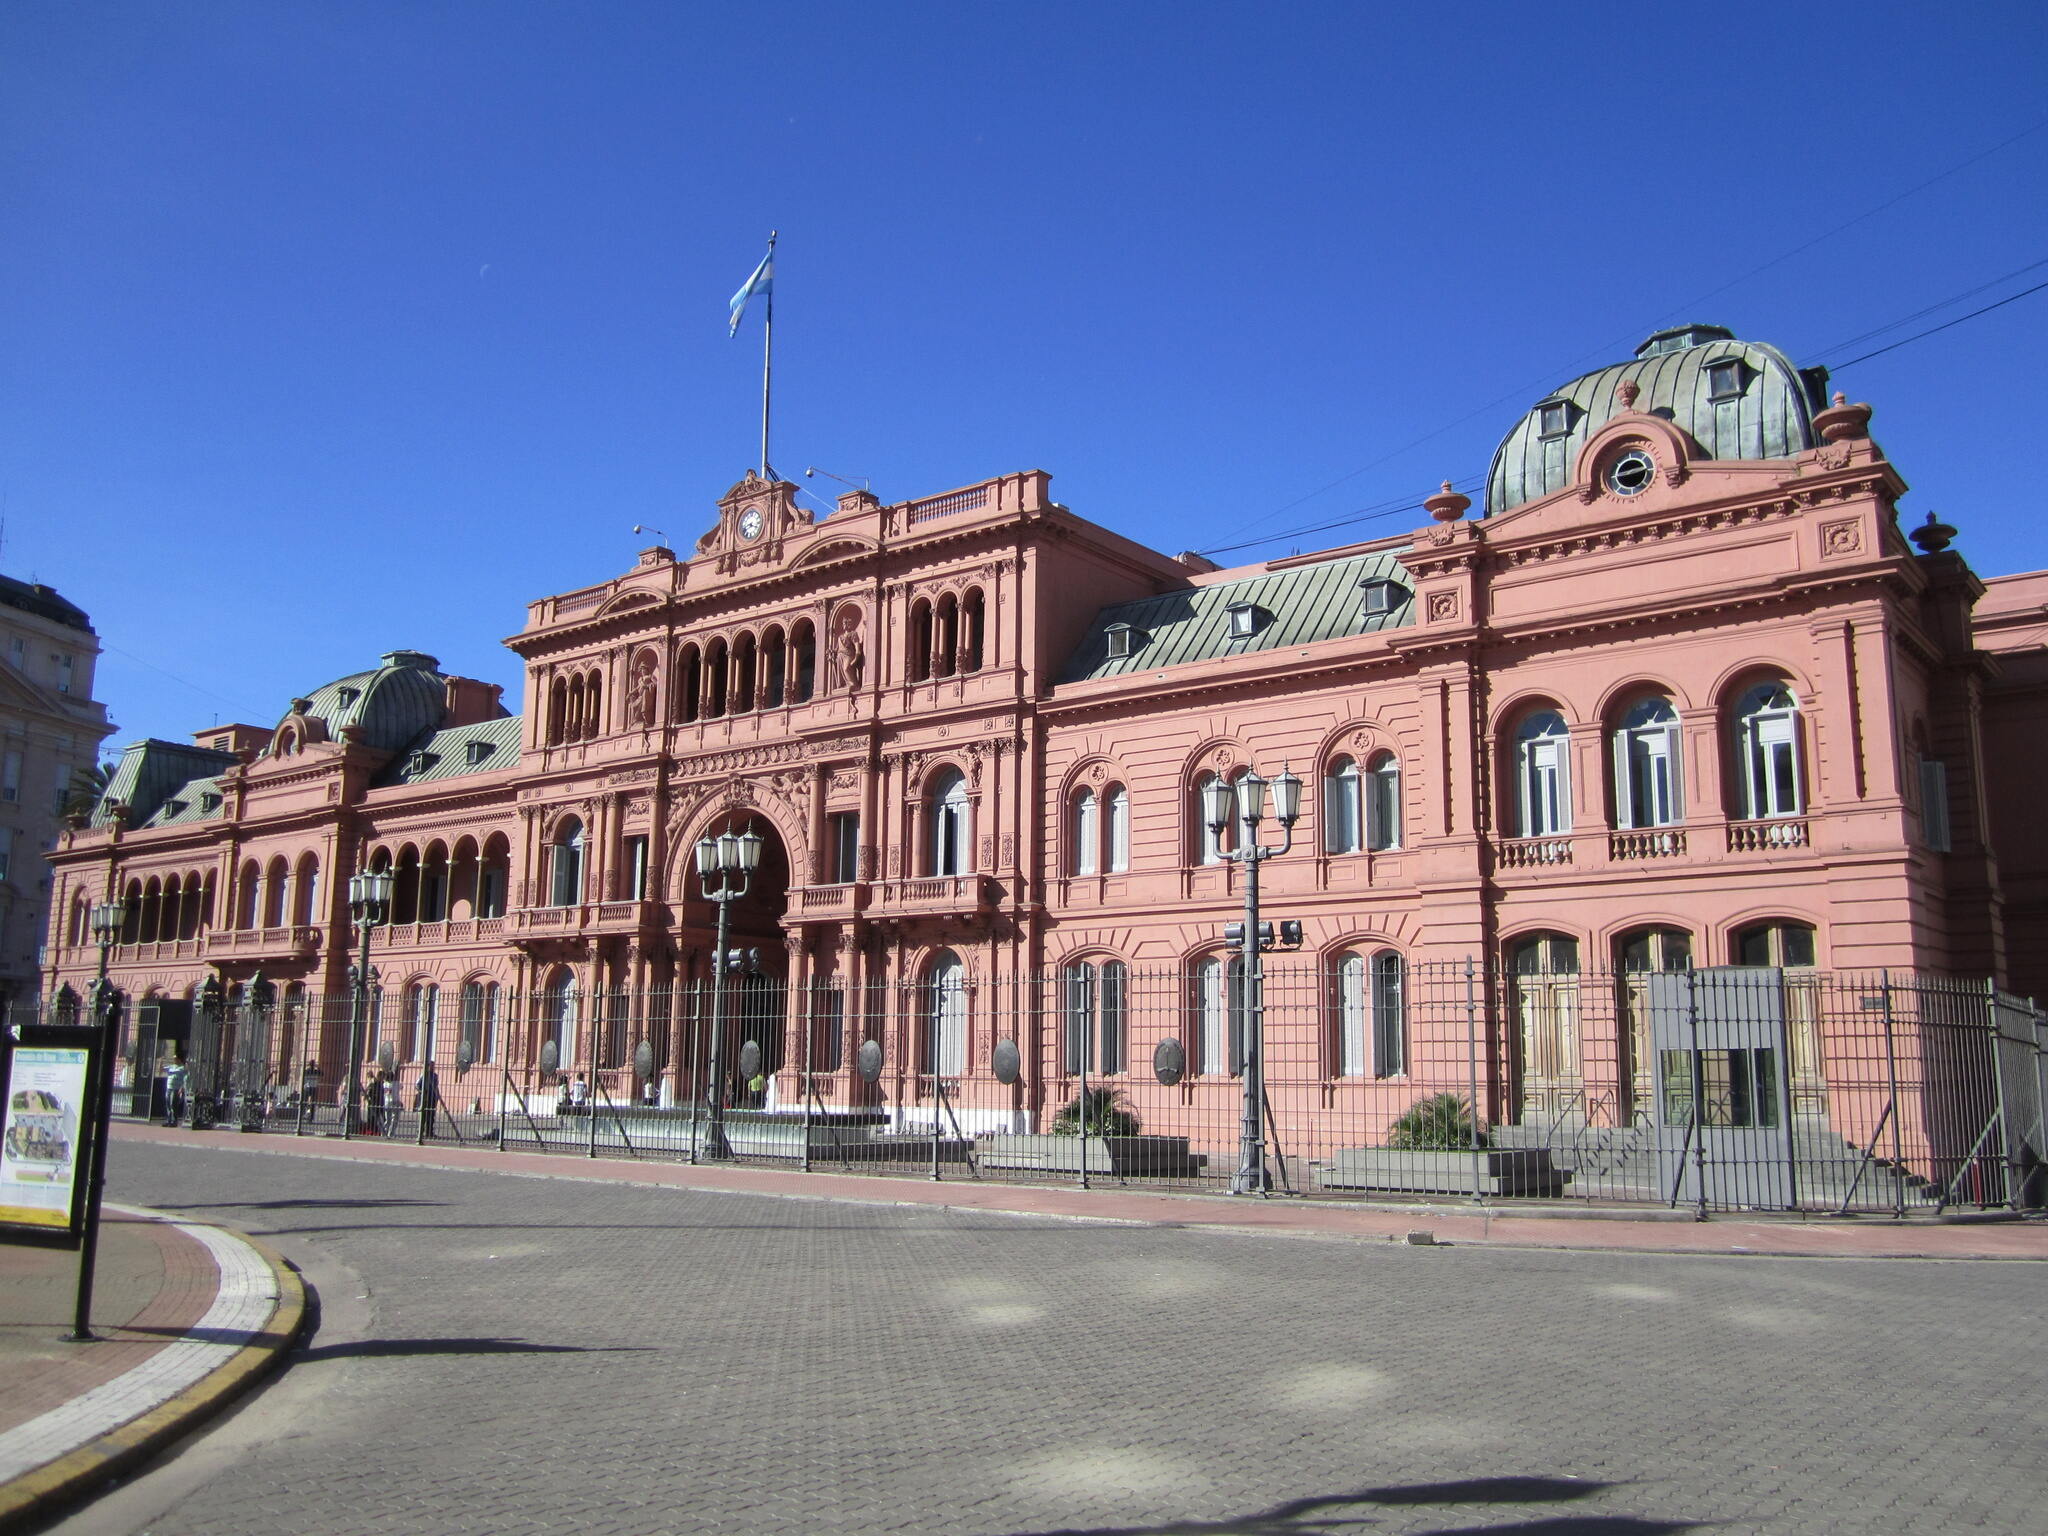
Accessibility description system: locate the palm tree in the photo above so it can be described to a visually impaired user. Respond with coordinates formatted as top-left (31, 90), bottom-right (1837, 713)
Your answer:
top-left (62, 761), bottom-right (112, 821)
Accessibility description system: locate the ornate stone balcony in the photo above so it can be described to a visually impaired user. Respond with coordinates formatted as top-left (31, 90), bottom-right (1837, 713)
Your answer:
top-left (1727, 818), bottom-right (1810, 852)
top-left (870, 874), bottom-right (995, 921)
top-left (207, 924), bottom-right (322, 960)
top-left (795, 883), bottom-right (869, 916)
top-left (1497, 836), bottom-right (1575, 869)
top-left (378, 917), bottom-right (509, 949)
top-left (1608, 829), bottom-right (1687, 860)
top-left (509, 900), bottom-right (664, 941)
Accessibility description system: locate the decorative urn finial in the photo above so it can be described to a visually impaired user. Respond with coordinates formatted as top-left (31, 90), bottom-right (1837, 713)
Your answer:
top-left (1616, 378), bottom-right (1641, 410)
top-left (1909, 510), bottom-right (1957, 555)
top-left (1424, 479), bottom-right (1471, 523)
top-left (1813, 390), bottom-right (1873, 443)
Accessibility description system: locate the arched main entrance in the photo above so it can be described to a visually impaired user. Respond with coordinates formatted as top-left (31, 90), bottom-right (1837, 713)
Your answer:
top-left (671, 811), bottom-right (793, 1113)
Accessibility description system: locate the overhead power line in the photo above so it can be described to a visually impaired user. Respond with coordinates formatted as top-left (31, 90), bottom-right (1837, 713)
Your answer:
top-left (1827, 277), bottom-right (2048, 373)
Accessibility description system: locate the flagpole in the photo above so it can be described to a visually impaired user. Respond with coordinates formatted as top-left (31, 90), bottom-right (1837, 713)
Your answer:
top-left (760, 229), bottom-right (777, 480)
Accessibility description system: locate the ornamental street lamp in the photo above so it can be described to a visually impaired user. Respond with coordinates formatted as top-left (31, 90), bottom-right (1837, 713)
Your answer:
top-left (694, 824), bottom-right (763, 1159)
top-left (343, 868), bottom-right (394, 1141)
top-left (1203, 767), bottom-right (1304, 1195)
top-left (69, 899), bottom-right (129, 1341)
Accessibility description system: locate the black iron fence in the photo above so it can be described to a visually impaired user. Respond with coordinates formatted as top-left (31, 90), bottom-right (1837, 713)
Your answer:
top-left (11, 963), bottom-right (2043, 1214)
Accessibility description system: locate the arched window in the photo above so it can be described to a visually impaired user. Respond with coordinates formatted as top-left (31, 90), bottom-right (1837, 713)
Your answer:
top-left (908, 599), bottom-right (933, 683)
top-left (418, 842), bottom-right (449, 922)
top-left (1062, 959), bottom-right (1128, 1076)
top-left (584, 669), bottom-right (602, 737)
top-left (929, 769), bottom-right (972, 876)
top-left (236, 860), bottom-right (261, 930)
top-left (403, 982), bottom-right (438, 1062)
top-left (789, 619), bottom-right (816, 702)
top-left (1371, 952), bottom-right (1406, 1077)
top-left (761, 625), bottom-right (787, 708)
top-left (1324, 758), bottom-right (1361, 853)
top-left (1734, 681), bottom-right (1802, 819)
top-left (962, 588), bottom-right (986, 673)
top-left (477, 835), bottom-right (511, 919)
top-left (934, 594), bottom-right (959, 678)
top-left (1333, 951), bottom-right (1406, 1078)
top-left (1106, 785), bottom-right (1130, 872)
top-left (924, 950), bottom-right (967, 1077)
top-left (460, 979), bottom-right (499, 1064)
top-left (1194, 954), bottom-right (1246, 1077)
top-left (547, 677), bottom-right (568, 745)
top-left (293, 853), bottom-right (320, 925)
top-left (567, 674), bottom-right (585, 741)
top-left (1366, 753), bottom-right (1402, 851)
top-left (393, 845), bottom-right (421, 925)
top-left (1613, 695), bottom-right (1682, 829)
top-left (1617, 926), bottom-right (1692, 1115)
top-left (1070, 787), bottom-right (1098, 875)
top-left (674, 644), bottom-right (702, 723)
top-left (141, 877), bottom-right (163, 943)
top-left (733, 633), bottom-right (757, 713)
top-left (1734, 921), bottom-right (1815, 969)
top-left (1194, 771), bottom-right (1241, 865)
top-left (550, 818), bottom-right (584, 907)
top-left (1514, 711), bottom-right (1572, 837)
top-left (704, 638), bottom-right (729, 717)
top-left (544, 967), bottom-right (578, 1068)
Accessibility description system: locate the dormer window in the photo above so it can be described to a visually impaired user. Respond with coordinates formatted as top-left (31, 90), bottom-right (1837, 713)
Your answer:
top-left (1358, 579), bottom-right (1409, 619)
top-left (465, 740), bottom-right (495, 766)
top-left (1706, 358), bottom-right (1747, 402)
top-left (407, 750), bottom-right (438, 777)
top-left (1225, 603), bottom-right (1264, 640)
top-left (200, 792), bottom-right (222, 813)
top-left (1536, 400), bottom-right (1576, 440)
top-left (335, 686), bottom-right (360, 706)
top-left (1105, 623), bottom-right (1141, 660)
top-left (162, 800), bottom-right (187, 818)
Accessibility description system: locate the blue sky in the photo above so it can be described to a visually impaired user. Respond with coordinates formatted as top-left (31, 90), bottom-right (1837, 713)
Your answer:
top-left (5, 1), bottom-right (2046, 751)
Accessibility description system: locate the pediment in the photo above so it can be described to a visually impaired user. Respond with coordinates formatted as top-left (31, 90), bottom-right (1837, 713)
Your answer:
top-left (595, 590), bottom-right (664, 618)
top-left (789, 537), bottom-right (877, 570)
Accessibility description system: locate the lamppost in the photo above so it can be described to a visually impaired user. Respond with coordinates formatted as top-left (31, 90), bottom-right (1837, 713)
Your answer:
top-left (343, 868), bottom-right (394, 1141)
top-left (1202, 767), bottom-right (1304, 1195)
top-left (694, 824), bottom-right (763, 1159)
top-left (70, 899), bottom-right (128, 1341)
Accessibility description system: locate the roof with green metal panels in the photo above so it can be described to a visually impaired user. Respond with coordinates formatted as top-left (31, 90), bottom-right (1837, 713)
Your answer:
top-left (1486, 325), bottom-right (1830, 516)
top-left (1058, 549), bottom-right (1415, 684)
top-left (95, 740), bottom-right (237, 828)
top-left (375, 715), bottom-right (524, 787)
top-left (294, 650), bottom-right (454, 754)
top-left (144, 774), bottom-right (228, 827)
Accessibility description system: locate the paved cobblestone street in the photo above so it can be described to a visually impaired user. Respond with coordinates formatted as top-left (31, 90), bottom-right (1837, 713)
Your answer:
top-left (68, 1138), bottom-right (2048, 1534)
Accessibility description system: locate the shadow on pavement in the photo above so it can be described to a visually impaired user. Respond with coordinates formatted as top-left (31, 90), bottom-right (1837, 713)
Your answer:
top-left (1009, 1476), bottom-right (1707, 1535)
top-left (184, 1197), bottom-right (452, 1210)
top-left (294, 1336), bottom-right (658, 1362)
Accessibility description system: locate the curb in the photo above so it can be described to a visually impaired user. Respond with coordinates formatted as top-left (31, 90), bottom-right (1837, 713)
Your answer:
top-left (0, 1228), bottom-right (309, 1534)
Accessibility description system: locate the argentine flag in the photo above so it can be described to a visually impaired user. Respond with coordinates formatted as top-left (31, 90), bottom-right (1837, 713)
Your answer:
top-left (728, 244), bottom-right (775, 336)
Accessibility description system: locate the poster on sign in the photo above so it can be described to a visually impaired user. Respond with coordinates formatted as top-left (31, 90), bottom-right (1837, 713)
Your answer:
top-left (1, 1035), bottom-right (94, 1244)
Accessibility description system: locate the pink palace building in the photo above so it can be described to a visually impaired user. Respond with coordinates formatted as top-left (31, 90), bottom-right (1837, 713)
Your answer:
top-left (38, 324), bottom-right (2048, 1199)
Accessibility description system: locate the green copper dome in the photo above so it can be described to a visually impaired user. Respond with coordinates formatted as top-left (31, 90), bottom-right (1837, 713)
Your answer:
top-left (1486, 326), bottom-right (1832, 516)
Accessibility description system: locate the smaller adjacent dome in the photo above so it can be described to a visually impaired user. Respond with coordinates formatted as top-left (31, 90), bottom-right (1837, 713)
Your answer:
top-left (1486, 326), bottom-right (1833, 516)
top-left (288, 650), bottom-right (449, 754)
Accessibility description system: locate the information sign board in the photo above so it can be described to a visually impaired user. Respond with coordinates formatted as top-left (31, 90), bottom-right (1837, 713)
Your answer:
top-left (1, 1027), bottom-right (97, 1246)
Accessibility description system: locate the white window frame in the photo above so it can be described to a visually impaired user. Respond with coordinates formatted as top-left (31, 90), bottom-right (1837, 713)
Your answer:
top-left (1515, 713), bottom-right (1571, 837)
top-left (550, 821), bottom-right (585, 907)
top-left (1736, 684), bottom-right (1803, 819)
top-left (1371, 951), bottom-right (1407, 1077)
top-left (1366, 753), bottom-right (1401, 850)
top-left (1107, 786), bottom-right (1130, 873)
top-left (1614, 697), bottom-right (1683, 829)
top-left (1324, 758), bottom-right (1361, 854)
top-left (1336, 953), bottom-right (1367, 1076)
top-left (1071, 788), bottom-right (1098, 875)
top-left (928, 952), bottom-right (967, 1078)
top-left (930, 770), bottom-right (972, 876)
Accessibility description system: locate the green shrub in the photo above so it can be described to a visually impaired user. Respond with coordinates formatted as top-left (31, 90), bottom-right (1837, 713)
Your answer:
top-left (1051, 1087), bottom-right (1141, 1138)
top-left (1385, 1092), bottom-right (1486, 1150)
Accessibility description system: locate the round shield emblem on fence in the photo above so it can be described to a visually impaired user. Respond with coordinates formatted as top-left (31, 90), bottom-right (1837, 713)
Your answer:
top-left (856, 1038), bottom-right (884, 1084)
top-left (538, 1039), bottom-right (560, 1077)
top-left (1152, 1037), bottom-right (1186, 1087)
top-left (377, 1042), bottom-right (396, 1075)
top-left (737, 1039), bottom-right (763, 1082)
top-left (991, 1038), bottom-right (1022, 1086)
top-left (633, 1039), bottom-right (654, 1079)
top-left (456, 1038), bottom-right (476, 1074)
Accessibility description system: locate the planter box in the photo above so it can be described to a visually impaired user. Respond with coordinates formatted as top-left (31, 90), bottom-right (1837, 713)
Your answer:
top-left (1318, 1147), bottom-right (1567, 1196)
top-left (977, 1134), bottom-right (1204, 1177)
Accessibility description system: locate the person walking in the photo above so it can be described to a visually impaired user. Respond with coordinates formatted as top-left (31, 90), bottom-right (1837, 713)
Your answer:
top-left (418, 1061), bottom-right (440, 1139)
top-left (163, 1052), bottom-right (188, 1127)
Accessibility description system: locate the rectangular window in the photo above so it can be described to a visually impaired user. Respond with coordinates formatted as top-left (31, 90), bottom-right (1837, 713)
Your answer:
top-left (478, 865), bottom-right (507, 919)
top-left (1746, 715), bottom-right (1800, 818)
top-left (1, 750), bottom-right (19, 803)
top-left (0, 826), bottom-right (11, 881)
top-left (6, 637), bottom-right (21, 666)
top-left (1919, 757), bottom-right (1951, 852)
top-left (625, 835), bottom-right (650, 899)
top-left (1107, 788), bottom-right (1130, 873)
top-left (1372, 955), bottom-right (1406, 1077)
top-left (1063, 967), bottom-right (1094, 1075)
top-left (1337, 957), bottom-right (1367, 1077)
top-left (56, 654), bottom-right (74, 694)
top-left (1099, 962), bottom-right (1125, 1076)
top-left (1521, 740), bottom-right (1567, 836)
top-left (1366, 760), bottom-right (1401, 851)
top-left (830, 812), bottom-right (860, 883)
top-left (812, 985), bottom-right (845, 1072)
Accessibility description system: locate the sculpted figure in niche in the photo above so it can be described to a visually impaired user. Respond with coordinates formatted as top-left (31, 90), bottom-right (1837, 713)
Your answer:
top-left (830, 608), bottom-right (865, 693)
top-left (627, 653), bottom-right (659, 728)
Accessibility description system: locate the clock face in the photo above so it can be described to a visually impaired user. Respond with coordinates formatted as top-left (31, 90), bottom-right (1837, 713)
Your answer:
top-left (1605, 449), bottom-right (1656, 497)
top-left (738, 507), bottom-right (765, 541)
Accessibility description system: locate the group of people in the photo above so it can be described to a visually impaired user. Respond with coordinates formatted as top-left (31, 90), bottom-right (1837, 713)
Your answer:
top-left (355, 1063), bottom-right (440, 1137)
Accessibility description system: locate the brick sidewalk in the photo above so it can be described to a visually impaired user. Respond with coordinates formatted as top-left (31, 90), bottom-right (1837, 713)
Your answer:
top-left (111, 1118), bottom-right (2048, 1261)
